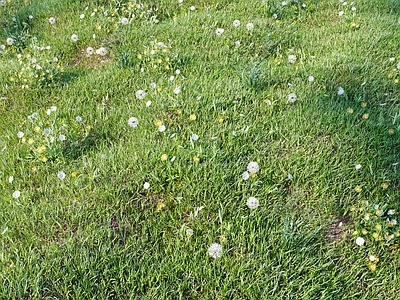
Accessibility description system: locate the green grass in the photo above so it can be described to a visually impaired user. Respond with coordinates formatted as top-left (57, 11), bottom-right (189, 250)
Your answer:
top-left (0, 0), bottom-right (399, 299)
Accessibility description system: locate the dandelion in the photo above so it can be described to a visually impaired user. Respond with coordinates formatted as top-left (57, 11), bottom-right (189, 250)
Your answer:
top-left (86, 47), bottom-right (94, 55)
top-left (173, 86), bottom-right (181, 94)
top-left (6, 38), bottom-right (14, 45)
top-left (339, 11), bottom-right (344, 17)
top-left (387, 209), bottom-right (395, 215)
top-left (246, 197), bottom-right (259, 209)
top-left (101, 154), bottom-right (108, 159)
top-left (355, 236), bottom-right (365, 246)
top-left (49, 17), bottom-right (56, 24)
top-left (215, 28), bottom-right (225, 36)
top-left (233, 19), bottom-right (240, 27)
top-left (186, 229), bottom-right (194, 236)
top-left (12, 190), bottom-right (21, 199)
top-left (355, 164), bottom-right (362, 170)
top-left (208, 243), bottom-right (223, 259)
top-left (368, 264), bottom-right (376, 271)
top-left (351, 7), bottom-right (356, 11)
top-left (235, 40), bottom-right (241, 47)
top-left (308, 75), bottom-right (314, 82)
top-left (337, 87), bottom-right (345, 95)
top-left (287, 93), bottom-right (297, 103)
top-left (128, 117), bottom-right (139, 128)
top-left (0, 0), bottom-right (6, 6)
top-left (8, 176), bottom-right (14, 183)
top-left (95, 47), bottom-right (107, 56)
top-left (354, 185), bottom-right (362, 193)
top-left (189, 5), bottom-right (195, 11)
top-left (158, 125), bottom-right (166, 132)
top-left (57, 171), bottom-right (66, 180)
top-left (150, 82), bottom-right (157, 89)
top-left (347, 107), bottom-right (354, 114)
top-left (70, 34), bottom-right (78, 42)
top-left (246, 23), bottom-right (254, 31)
top-left (143, 182), bottom-right (150, 190)
top-left (288, 55), bottom-right (297, 63)
top-left (59, 134), bottom-right (66, 141)
top-left (43, 128), bottom-right (51, 135)
top-left (76, 116), bottom-right (82, 122)
top-left (242, 171), bottom-right (250, 180)
top-left (17, 132), bottom-right (24, 139)
top-left (362, 113), bottom-right (369, 120)
top-left (80, 14), bottom-right (85, 19)
top-left (154, 119), bottom-right (163, 127)
top-left (156, 201), bottom-right (166, 211)
top-left (189, 114), bottom-right (196, 121)
top-left (247, 161), bottom-right (260, 174)
top-left (146, 101), bottom-right (152, 107)
top-left (381, 182), bottom-right (389, 189)
top-left (161, 154), bottom-right (168, 161)
top-left (121, 17), bottom-right (129, 25)
top-left (191, 134), bottom-right (199, 141)
top-left (135, 90), bottom-right (146, 100)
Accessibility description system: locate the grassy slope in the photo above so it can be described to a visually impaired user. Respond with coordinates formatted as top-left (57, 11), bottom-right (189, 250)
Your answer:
top-left (0, 0), bottom-right (399, 299)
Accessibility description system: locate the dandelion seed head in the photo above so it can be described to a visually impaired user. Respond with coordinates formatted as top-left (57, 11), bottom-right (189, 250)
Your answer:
top-left (208, 243), bottom-right (223, 258)
top-left (246, 197), bottom-right (259, 209)
top-left (136, 90), bottom-right (146, 100)
top-left (12, 190), bottom-right (21, 199)
top-left (128, 117), bottom-right (139, 128)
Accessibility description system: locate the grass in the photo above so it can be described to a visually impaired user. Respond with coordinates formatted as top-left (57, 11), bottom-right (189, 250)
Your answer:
top-left (0, 0), bottom-right (399, 298)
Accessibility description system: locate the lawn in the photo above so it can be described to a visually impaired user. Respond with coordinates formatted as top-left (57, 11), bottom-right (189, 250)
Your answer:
top-left (0, 0), bottom-right (399, 299)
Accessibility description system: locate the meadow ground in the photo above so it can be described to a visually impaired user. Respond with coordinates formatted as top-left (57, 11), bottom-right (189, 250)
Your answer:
top-left (0, 0), bottom-right (399, 299)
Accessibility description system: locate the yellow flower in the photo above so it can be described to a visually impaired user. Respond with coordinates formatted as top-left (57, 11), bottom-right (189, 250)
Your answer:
top-left (137, 54), bottom-right (142, 59)
top-left (381, 182), bottom-right (389, 189)
top-left (31, 165), bottom-right (37, 172)
top-left (251, 173), bottom-right (258, 178)
top-left (189, 114), bottom-right (196, 121)
top-left (388, 128), bottom-right (395, 135)
top-left (347, 107), bottom-right (354, 114)
top-left (193, 156), bottom-right (200, 163)
top-left (217, 116), bottom-right (225, 123)
top-left (361, 102), bottom-right (367, 107)
top-left (372, 232), bottom-right (379, 239)
top-left (368, 263), bottom-right (376, 272)
top-left (40, 156), bottom-right (47, 162)
top-left (71, 171), bottom-right (79, 178)
top-left (154, 119), bottom-right (163, 127)
top-left (395, 79), bottom-right (399, 84)
top-left (219, 235), bottom-right (227, 243)
top-left (36, 145), bottom-right (46, 153)
top-left (175, 109), bottom-right (182, 115)
top-left (34, 126), bottom-right (41, 133)
top-left (161, 154), bottom-right (168, 161)
top-left (354, 185), bottom-right (362, 193)
top-left (361, 229), bottom-right (368, 235)
top-left (375, 224), bottom-right (382, 231)
top-left (350, 205), bottom-right (356, 212)
top-left (362, 113), bottom-right (369, 120)
top-left (156, 201), bottom-right (166, 212)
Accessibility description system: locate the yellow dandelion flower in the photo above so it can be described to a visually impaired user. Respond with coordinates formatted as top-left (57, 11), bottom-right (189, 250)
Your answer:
top-left (251, 173), bottom-right (258, 178)
top-left (137, 54), bottom-right (142, 59)
top-left (368, 263), bottom-right (376, 272)
top-left (189, 114), bottom-right (196, 121)
top-left (381, 182), bottom-right (389, 189)
top-left (40, 156), bottom-right (47, 162)
top-left (193, 156), bottom-right (200, 163)
top-left (219, 235), bottom-right (227, 243)
top-left (361, 102), bottom-right (367, 107)
top-left (362, 113), bottom-right (369, 120)
top-left (347, 107), bottom-right (354, 114)
top-left (350, 205), bottom-right (356, 212)
top-left (36, 145), bottom-right (46, 153)
top-left (161, 153), bottom-right (168, 161)
top-left (156, 201), bottom-right (166, 212)
top-left (372, 232), bottom-right (379, 239)
top-left (388, 73), bottom-right (393, 78)
top-left (34, 126), bottom-right (41, 133)
top-left (354, 185), bottom-right (362, 193)
top-left (154, 119), bottom-right (163, 127)
top-left (31, 165), bottom-right (37, 172)
top-left (217, 116), bottom-right (225, 123)
top-left (175, 109), bottom-right (182, 115)
top-left (71, 171), bottom-right (79, 178)
top-left (375, 224), bottom-right (382, 231)
top-left (394, 79), bottom-right (399, 84)
top-left (388, 128), bottom-right (395, 135)
top-left (361, 229), bottom-right (368, 235)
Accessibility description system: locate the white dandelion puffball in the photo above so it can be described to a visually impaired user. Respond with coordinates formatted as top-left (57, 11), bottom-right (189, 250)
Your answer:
top-left (208, 243), bottom-right (223, 259)
top-left (135, 90), bottom-right (146, 100)
top-left (215, 28), bottom-right (224, 36)
top-left (95, 47), bottom-right (107, 56)
top-left (355, 164), bottom-right (362, 170)
top-left (49, 17), bottom-right (56, 24)
top-left (246, 197), bottom-right (259, 209)
top-left (191, 133), bottom-right (199, 141)
top-left (6, 37), bottom-right (14, 45)
top-left (355, 237), bottom-right (365, 246)
top-left (246, 23), bottom-right (254, 31)
top-left (233, 19), bottom-right (240, 27)
top-left (308, 75), bottom-right (315, 82)
top-left (173, 87), bottom-right (181, 95)
top-left (70, 34), bottom-right (78, 42)
top-left (288, 54), bottom-right (297, 63)
top-left (143, 182), bottom-right (150, 190)
top-left (288, 93), bottom-right (297, 103)
top-left (247, 161), bottom-right (260, 174)
top-left (337, 87), bottom-right (345, 96)
top-left (339, 11), bottom-right (344, 17)
top-left (121, 17), bottom-right (129, 25)
top-left (57, 171), bottom-right (66, 180)
top-left (59, 134), bottom-right (66, 141)
top-left (158, 125), bottom-right (166, 132)
top-left (235, 41), bottom-right (241, 47)
top-left (86, 47), bottom-right (94, 55)
top-left (12, 190), bottom-right (21, 199)
top-left (0, 0), bottom-right (6, 6)
top-left (17, 132), bottom-right (24, 139)
top-left (128, 117), bottom-right (139, 128)
top-left (242, 171), bottom-right (250, 180)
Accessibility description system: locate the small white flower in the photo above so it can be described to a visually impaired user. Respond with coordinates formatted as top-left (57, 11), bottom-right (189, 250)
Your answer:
top-left (59, 134), bottom-right (66, 141)
top-left (389, 57), bottom-right (395, 62)
top-left (150, 82), bottom-right (157, 89)
top-left (50, 106), bottom-right (57, 112)
top-left (365, 214), bottom-right (370, 221)
top-left (76, 116), bottom-right (82, 122)
top-left (288, 173), bottom-right (294, 180)
top-left (351, 7), bottom-right (356, 11)
top-left (143, 182), bottom-right (150, 190)
top-left (49, 17), bottom-right (56, 24)
top-left (355, 164), bottom-right (362, 170)
top-left (101, 154), bottom-right (108, 159)
top-left (80, 14), bottom-right (85, 19)
top-left (246, 23), bottom-right (254, 31)
top-left (337, 87), bottom-right (345, 95)
top-left (246, 197), bottom-right (259, 209)
top-left (235, 40), bottom-right (241, 47)
top-left (43, 128), bottom-right (51, 135)
top-left (173, 87), bottom-right (181, 94)
top-left (390, 219), bottom-right (397, 226)
top-left (135, 90), bottom-right (146, 100)
top-left (374, 204), bottom-right (379, 210)
top-left (121, 17), bottom-right (129, 25)
top-left (146, 100), bottom-right (152, 107)
top-left (95, 47), bottom-right (107, 56)
top-left (355, 237), bottom-right (365, 246)
top-left (215, 28), bottom-right (225, 36)
top-left (12, 190), bottom-right (21, 199)
top-left (233, 19), bottom-right (240, 27)
top-left (158, 125), bottom-right (166, 132)
top-left (175, 69), bottom-right (181, 75)
top-left (288, 93), bottom-right (297, 103)
top-left (308, 75), bottom-right (314, 82)
top-left (70, 34), bottom-right (78, 42)
top-left (57, 171), bottom-right (66, 180)
top-left (169, 75), bottom-right (175, 81)
top-left (242, 171), bottom-right (250, 180)
top-left (86, 47), bottom-right (94, 55)
top-left (208, 243), bottom-right (223, 259)
top-left (397, 61), bottom-right (400, 70)
top-left (191, 133), bottom-right (199, 141)
top-left (272, 13), bottom-right (278, 19)
top-left (369, 255), bottom-right (376, 262)
top-left (288, 55), bottom-right (297, 63)
top-left (339, 11), bottom-right (344, 17)
top-left (17, 132), bottom-right (24, 139)
top-left (387, 209), bottom-right (395, 215)
top-left (8, 176), bottom-right (14, 183)
top-left (128, 117), bottom-right (139, 128)
top-left (6, 38), bottom-right (14, 45)
top-left (247, 161), bottom-right (260, 174)
top-left (189, 5), bottom-right (195, 11)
